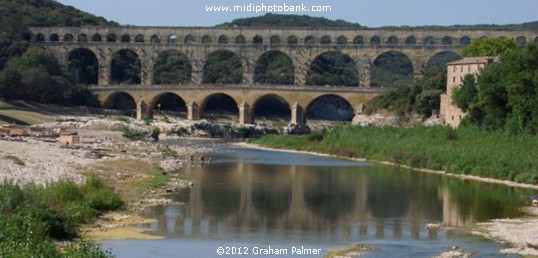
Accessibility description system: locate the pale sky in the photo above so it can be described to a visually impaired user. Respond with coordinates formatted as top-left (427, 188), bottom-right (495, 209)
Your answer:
top-left (56, 0), bottom-right (537, 27)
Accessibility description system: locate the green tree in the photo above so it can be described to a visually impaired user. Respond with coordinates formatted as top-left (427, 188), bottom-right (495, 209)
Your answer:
top-left (452, 74), bottom-right (478, 112)
top-left (461, 37), bottom-right (519, 57)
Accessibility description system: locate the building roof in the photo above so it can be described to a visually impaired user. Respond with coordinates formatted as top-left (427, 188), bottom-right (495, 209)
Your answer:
top-left (446, 56), bottom-right (497, 66)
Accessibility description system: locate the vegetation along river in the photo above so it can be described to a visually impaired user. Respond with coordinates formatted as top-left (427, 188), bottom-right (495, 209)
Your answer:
top-left (101, 139), bottom-right (533, 257)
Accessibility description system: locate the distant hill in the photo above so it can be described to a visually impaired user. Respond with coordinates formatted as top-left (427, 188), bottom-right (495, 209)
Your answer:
top-left (218, 13), bottom-right (363, 28)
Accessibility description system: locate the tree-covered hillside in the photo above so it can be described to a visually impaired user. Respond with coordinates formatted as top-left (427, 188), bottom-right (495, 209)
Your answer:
top-left (218, 13), bottom-right (363, 28)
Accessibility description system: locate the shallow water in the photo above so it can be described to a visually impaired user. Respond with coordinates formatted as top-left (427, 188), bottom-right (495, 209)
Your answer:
top-left (102, 140), bottom-right (532, 257)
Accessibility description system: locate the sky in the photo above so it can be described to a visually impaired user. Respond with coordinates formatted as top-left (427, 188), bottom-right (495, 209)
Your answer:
top-left (55, 0), bottom-right (538, 27)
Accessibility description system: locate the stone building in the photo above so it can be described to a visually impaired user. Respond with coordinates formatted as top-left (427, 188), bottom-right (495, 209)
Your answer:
top-left (440, 57), bottom-right (497, 127)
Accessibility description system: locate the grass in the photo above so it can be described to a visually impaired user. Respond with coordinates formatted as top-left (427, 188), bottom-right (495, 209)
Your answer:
top-left (324, 244), bottom-right (372, 258)
top-left (5, 155), bottom-right (25, 166)
top-left (0, 175), bottom-right (123, 257)
top-left (252, 125), bottom-right (538, 185)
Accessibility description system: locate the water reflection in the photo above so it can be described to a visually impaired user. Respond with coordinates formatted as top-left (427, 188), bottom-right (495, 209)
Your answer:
top-left (144, 146), bottom-right (530, 245)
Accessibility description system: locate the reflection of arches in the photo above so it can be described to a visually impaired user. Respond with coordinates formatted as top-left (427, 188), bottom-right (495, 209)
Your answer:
top-left (367, 171), bottom-right (410, 218)
top-left (253, 94), bottom-right (291, 121)
top-left (304, 35), bottom-right (315, 45)
top-left (103, 92), bottom-right (136, 110)
top-left (106, 33), bottom-right (117, 42)
top-left (50, 33), bottom-right (59, 42)
top-left (305, 94), bottom-right (354, 121)
top-left (370, 36), bottom-right (381, 46)
top-left (253, 35), bottom-right (263, 44)
top-left (337, 36), bottom-right (347, 45)
top-left (306, 51), bottom-right (359, 86)
top-left (287, 35), bottom-right (298, 45)
top-left (387, 36), bottom-right (398, 45)
top-left (304, 172), bottom-right (356, 220)
top-left (516, 36), bottom-right (527, 47)
top-left (150, 92), bottom-right (187, 118)
top-left (218, 35), bottom-right (228, 44)
top-left (442, 36), bottom-right (453, 45)
top-left (254, 51), bottom-right (294, 85)
top-left (92, 34), bottom-right (102, 42)
top-left (203, 50), bottom-right (242, 84)
top-left (406, 36), bottom-right (417, 45)
top-left (235, 35), bottom-right (245, 44)
top-left (321, 35), bottom-right (331, 45)
top-left (77, 34), bottom-right (87, 42)
top-left (424, 36), bottom-right (436, 45)
top-left (64, 33), bottom-right (74, 42)
top-left (426, 51), bottom-right (462, 71)
top-left (153, 50), bottom-right (192, 84)
top-left (460, 36), bottom-right (471, 45)
top-left (121, 34), bottom-right (131, 43)
top-left (270, 35), bottom-right (281, 45)
top-left (353, 36), bottom-right (364, 45)
top-left (134, 34), bottom-right (145, 43)
top-left (252, 166), bottom-right (292, 217)
top-left (201, 93), bottom-right (239, 119)
top-left (185, 34), bottom-right (195, 44)
top-left (68, 48), bottom-right (98, 85)
top-left (111, 49), bottom-right (141, 85)
top-left (371, 51), bottom-right (414, 87)
top-left (201, 167), bottom-right (241, 216)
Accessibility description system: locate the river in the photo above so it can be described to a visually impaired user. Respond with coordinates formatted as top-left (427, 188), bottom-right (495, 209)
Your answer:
top-left (102, 139), bottom-right (532, 257)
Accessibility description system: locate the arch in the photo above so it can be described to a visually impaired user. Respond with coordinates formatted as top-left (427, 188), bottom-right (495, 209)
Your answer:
top-left (92, 34), bottom-right (102, 42)
top-left (304, 35), bottom-right (315, 45)
top-left (426, 51), bottom-right (462, 71)
top-left (252, 94), bottom-right (291, 122)
top-left (63, 33), bottom-right (74, 42)
top-left (253, 35), bottom-right (263, 44)
top-left (102, 92), bottom-right (136, 111)
top-left (110, 49), bottom-right (141, 85)
top-left (77, 33), bottom-right (87, 42)
top-left (371, 51), bottom-right (414, 87)
top-left (68, 48), bottom-right (98, 85)
top-left (120, 34), bottom-right (131, 43)
top-left (353, 35), bottom-right (364, 45)
top-left (185, 34), bottom-right (195, 44)
top-left (387, 36), bottom-right (399, 45)
top-left (321, 35), bottom-right (331, 45)
top-left (50, 33), bottom-right (59, 42)
top-left (150, 34), bottom-right (160, 43)
top-left (423, 36), bottom-right (436, 45)
top-left (35, 33), bottom-right (45, 42)
top-left (134, 34), bottom-right (145, 43)
top-left (201, 93), bottom-right (239, 120)
top-left (442, 36), bottom-right (453, 45)
top-left (218, 35), bottom-right (229, 44)
top-left (370, 36), bottom-right (381, 46)
top-left (203, 50), bottom-right (242, 84)
top-left (235, 35), bottom-right (245, 44)
top-left (150, 92), bottom-right (187, 119)
top-left (305, 94), bottom-right (354, 122)
top-left (459, 36), bottom-right (471, 45)
top-left (516, 36), bottom-right (527, 47)
top-left (534, 36), bottom-right (538, 44)
top-left (202, 35), bottom-right (212, 44)
top-left (153, 50), bottom-right (192, 84)
top-left (405, 36), bottom-right (417, 45)
top-left (254, 50), bottom-right (294, 85)
top-left (106, 33), bottom-right (117, 42)
top-left (306, 51), bottom-right (359, 86)
top-left (287, 35), bottom-right (298, 45)
top-left (270, 35), bottom-right (281, 45)
top-left (167, 34), bottom-right (178, 43)
top-left (337, 35), bottom-right (347, 45)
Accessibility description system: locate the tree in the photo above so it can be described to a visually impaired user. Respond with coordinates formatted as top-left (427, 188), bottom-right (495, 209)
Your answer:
top-left (452, 74), bottom-right (478, 112)
top-left (461, 37), bottom-right (519, 57)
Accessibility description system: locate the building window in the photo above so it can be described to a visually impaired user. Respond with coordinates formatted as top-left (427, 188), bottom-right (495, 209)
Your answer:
top-left (453, 66), bottom-right (456, 72)
top-left (467, 65), bottom-right (470, 72)
top-left (452, 115), bottom-right (454, 120)
top-left (460, 77), bottom-right (463, 82)
top-left (461, 65), bottom-right (463, 71)
top-left (453, 77), bottom-right (456, 83)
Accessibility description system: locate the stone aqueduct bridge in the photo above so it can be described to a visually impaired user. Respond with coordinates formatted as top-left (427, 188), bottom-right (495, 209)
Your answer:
top-left (29, 26), bottom-right (538, 124)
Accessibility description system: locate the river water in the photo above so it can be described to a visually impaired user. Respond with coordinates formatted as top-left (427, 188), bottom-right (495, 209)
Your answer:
top-left (102, 139), bottom-right (532, 257)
